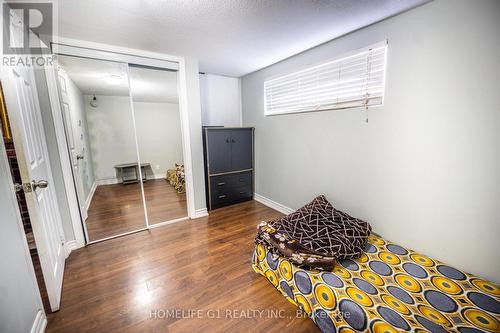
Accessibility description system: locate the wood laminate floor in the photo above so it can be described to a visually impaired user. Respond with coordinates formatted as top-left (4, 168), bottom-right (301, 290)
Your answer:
top-left (86, 179), bottom-right (187, 241)
top-left (143, 179), bottom-right (187, 226)
top-left (47, 200), bottom-right (319, 333)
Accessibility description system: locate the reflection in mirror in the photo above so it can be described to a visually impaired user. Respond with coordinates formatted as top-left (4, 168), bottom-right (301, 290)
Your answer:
top-left (56, 55), bottom-right (147, 241)
top-left (129, 65), bottom-right (187, 225)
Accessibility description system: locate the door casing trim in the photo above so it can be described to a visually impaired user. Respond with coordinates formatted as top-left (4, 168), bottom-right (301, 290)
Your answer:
top-left (45, 64), bottom-right (87, 247)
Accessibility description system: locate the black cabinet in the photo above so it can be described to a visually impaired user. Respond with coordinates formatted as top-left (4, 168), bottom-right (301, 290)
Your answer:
top-left (203, 127), bottom-right (254, 210)
top-left (209, 171), bottom-right (253, 209)
top-left (230, 130), bottom-right (253, 171)
top-left (206, 130), bottom-right (232, 174)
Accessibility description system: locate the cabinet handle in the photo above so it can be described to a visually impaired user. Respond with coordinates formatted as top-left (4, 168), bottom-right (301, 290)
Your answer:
top-left (231, 139), bottom-right (236, 143)
top-left (239, 191), bottom-right (244, 194)
top-left (225, 138), bottom-right (230, 143)
top-left (217, 182), bottom-right (226, 186)
top-left (218, 195), bottom-right (227, 199)
top-left (239, 178), bottom-right (244, 182)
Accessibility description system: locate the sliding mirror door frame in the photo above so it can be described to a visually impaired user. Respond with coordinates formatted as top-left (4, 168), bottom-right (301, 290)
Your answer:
top-left (47, 42), bottom-right (196, 245)
top-left (53, 55), bottom-right (148, 243)
top-left (128, 64), bottom-right (188, 228)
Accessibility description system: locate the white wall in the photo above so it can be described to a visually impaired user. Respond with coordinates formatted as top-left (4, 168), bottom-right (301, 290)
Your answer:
top-left (85, 96), bottom-right (183, 181)
top-left (182, 58), bottom-right (207, 212)
top-left (0, 138), bottom-right (45, 333)
top-left (133, 101), bottom-right (183, 177)
top-left (242, 0), bottom-right (500, 283)
top-left (200, 73), bottom-right (241, 126)
top-left (83, 95), bottom-right (142, 181)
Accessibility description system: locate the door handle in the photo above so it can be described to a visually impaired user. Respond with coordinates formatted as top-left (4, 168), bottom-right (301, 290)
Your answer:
top-left (32, 180), bottom-right (48, 190)
top-left (76, 154), bottom-right (84, 160)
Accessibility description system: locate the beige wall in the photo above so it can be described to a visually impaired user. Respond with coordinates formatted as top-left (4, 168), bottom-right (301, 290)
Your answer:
top-left (242, 0), bottom-right (500, 283)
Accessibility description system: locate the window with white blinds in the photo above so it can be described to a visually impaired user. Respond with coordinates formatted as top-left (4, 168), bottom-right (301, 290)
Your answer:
top-left (264, 42), bottom-right (387, 116)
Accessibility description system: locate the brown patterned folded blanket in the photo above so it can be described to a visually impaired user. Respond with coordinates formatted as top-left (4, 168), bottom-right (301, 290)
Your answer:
top-left (255, 195), bottom-right (371, 270)
top-left (166, 163), bottom-right (185, 193)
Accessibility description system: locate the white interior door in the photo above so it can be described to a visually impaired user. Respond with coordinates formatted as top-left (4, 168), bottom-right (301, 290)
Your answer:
top-left (56, 67), bottom-right (88, 221)
top-left (1, 14), bottom-right (65, 312)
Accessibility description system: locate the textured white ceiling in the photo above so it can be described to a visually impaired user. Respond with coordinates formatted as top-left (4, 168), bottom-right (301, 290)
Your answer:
top-left (58, 55), bottom-right (178, 103)
top-left (56, 0), bottom-right (426, 77)
top-left (58, 55), bottom-right (130, 96)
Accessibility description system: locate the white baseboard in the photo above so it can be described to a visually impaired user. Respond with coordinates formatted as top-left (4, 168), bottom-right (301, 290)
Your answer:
top-left (64, 240), bottom-right (80, 258)
top-left (193, 208), bottom-right (208, 218)
top-left (30, 309), bottom-right (47, 333)
top-left (95, 175), bottom-right (165, 185)
top-left (149, 216), bottom-right (189, 229)
top-left (254, 193), bottom-right (294, 215)
top-left (95, 178), bottom-right (120, 186)
top-left (85, 181), bottom-right (97, 212)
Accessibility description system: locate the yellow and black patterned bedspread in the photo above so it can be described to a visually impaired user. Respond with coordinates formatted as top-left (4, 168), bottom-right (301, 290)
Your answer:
top-left (252, 234), bottom-right (500, 332)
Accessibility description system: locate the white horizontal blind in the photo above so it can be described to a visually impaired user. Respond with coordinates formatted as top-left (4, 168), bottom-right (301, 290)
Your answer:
top-left (264, 42), bottom-right (387, 115)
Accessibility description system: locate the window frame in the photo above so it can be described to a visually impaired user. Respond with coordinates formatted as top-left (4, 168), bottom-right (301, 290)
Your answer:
top-left (263, 40), bottom-right (388, 116)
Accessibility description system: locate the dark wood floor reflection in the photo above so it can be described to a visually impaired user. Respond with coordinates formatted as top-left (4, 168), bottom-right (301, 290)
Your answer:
top-left (143, 179), bottom-right (187, 225)
top-left (86, 180), bottom-right (187, 241)
top-left (47, 201), bottom-right (319, 333)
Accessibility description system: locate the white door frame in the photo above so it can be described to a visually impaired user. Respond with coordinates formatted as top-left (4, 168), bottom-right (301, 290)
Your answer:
top-left (46, 37), bottom-right (197, 245)
top-left (45, 63), bottom-right (87, 247)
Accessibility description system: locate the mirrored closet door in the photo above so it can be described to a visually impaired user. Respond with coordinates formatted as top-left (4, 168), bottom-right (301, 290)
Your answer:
top-left (55, 50), bottom-right (188, 243)
top-left (128, 65), bottom-right (188, 226)
top-left (56, 55), bottom-right (147, 242)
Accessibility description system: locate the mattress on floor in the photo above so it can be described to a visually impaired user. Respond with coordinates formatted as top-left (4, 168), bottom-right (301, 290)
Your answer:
top-left (252, 234), bottom-right (500, 333)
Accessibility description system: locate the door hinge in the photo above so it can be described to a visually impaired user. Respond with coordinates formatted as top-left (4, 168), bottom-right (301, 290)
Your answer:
top-left (14, 183), bottom-right (32, 193)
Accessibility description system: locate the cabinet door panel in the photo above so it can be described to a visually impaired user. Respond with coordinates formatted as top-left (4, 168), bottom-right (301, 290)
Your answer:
top-left (230, 129), bottom-right (253, 171)
top-left (207, 130), bottom-right (231, 174)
